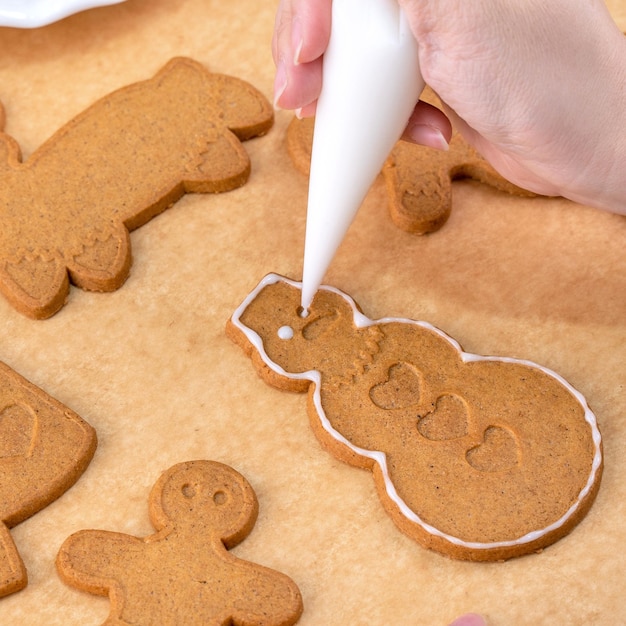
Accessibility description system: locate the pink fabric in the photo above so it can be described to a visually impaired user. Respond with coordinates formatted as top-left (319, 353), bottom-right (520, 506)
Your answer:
top-left (448, 614), bottom-right (488, 626)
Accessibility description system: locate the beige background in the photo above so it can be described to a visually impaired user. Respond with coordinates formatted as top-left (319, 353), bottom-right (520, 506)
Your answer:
top-left (0, 1), bottom-right (624, 624)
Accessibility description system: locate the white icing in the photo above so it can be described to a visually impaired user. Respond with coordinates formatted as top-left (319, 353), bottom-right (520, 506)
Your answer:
top-left (300, 0), bottom-right (423, 310)
top-left (277, 325), bottom-right (294, 340)
top-left (231, 273), bottom-right (603, 551)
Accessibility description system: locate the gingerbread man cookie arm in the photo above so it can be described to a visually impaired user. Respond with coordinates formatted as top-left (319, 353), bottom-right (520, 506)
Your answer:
top-left (208, 556), bottom-right (304, 626)
top-left (57, 530), bottom-right (145, 597)
top-left (0, 132), bottom-right (22, 170)
top-left (194, 67), bottom-right (274, 141)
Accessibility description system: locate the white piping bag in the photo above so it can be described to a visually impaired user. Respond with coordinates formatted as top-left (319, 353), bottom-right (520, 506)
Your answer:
top-left (300, 0), bottom-right (424, 312)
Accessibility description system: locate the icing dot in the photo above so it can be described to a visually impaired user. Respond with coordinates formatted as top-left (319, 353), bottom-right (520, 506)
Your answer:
top-left (277, 325), bottom-right (294, 340)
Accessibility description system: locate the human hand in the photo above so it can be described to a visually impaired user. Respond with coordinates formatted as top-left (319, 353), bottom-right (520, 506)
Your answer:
top-left (271, 0), bottom-right (452, 151)
top-left (273, 0), bottom-right (626, 213)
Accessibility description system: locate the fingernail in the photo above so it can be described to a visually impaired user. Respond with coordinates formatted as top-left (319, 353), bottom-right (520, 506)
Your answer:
top-left (408, 124), bottom-right (450, 151)
top-left (292, 16), bottom-right (303, 64)
top-left (274, 58), bottom-right (287, 109)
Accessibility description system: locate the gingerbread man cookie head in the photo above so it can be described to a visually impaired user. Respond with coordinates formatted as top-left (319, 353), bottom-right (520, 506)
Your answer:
top-left (229, 274), bottom-right (603, 561)
top-left (151, 460), bottom-right (258, 548)
top-left (161, 57), bottom-right (273, 141)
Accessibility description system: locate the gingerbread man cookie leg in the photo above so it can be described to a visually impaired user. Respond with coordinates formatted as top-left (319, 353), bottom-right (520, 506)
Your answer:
top-left (227, 274), bottom-right (603, 562)
top-left (0, 57), bottom-right (273, 319)
top-left (0, 522), bottom-right (27, 597)
top-left (285, 85), bottom-right (537, 236)
top-left (0, 361), bottom-right (97, 596)
top-left (382, 134), bottom-right (537, 235)
top-left (66, 226), bottom-right (132, 293)
top-left (57, 460), bottom-right (303, 625)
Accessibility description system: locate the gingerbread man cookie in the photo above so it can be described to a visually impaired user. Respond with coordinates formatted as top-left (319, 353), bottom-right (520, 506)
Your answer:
top-left (0, 57), bottom-right (273, 319)
top-left (227, 274), bottom-right (603, 561)
top-left (57, 460), bottom-right (303, 625)
top-left (286, 87), bottom-right (535, 235)
top-left (0, 361), bottom-right (97, 597)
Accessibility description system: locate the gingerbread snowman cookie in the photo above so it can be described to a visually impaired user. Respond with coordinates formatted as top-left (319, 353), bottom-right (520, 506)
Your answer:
top-left (227, 274), bottom-right (602, 561)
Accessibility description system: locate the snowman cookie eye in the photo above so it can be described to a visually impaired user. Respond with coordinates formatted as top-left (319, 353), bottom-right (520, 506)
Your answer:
top-left (277, 326), bottom-right (294, 340)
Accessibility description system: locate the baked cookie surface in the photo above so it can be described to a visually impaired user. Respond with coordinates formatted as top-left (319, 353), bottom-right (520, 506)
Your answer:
top-left (57, 460), bottom-right (303, 625)
top-left (0, 56), bottom-right (273, 319)
top-left (227, 274), bottom-right (603, 561)
top-left (286, 87), bottom-right (536, 235)
top-left (0, 361), bottom-right (97, 597)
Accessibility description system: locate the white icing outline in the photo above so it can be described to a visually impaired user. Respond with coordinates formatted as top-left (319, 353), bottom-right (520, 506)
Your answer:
top-left (231, 273), bottom-right (603, 551)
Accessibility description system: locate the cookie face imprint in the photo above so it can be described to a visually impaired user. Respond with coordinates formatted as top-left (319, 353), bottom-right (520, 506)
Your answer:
top-left (0, 56), bottom-right (273, 319)
top-left (227, 274), bottom-right (603, 561)
top-left (57, 460), bottom-right (303, 626)
top-left (0, 361), bottom-right (97, 597)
